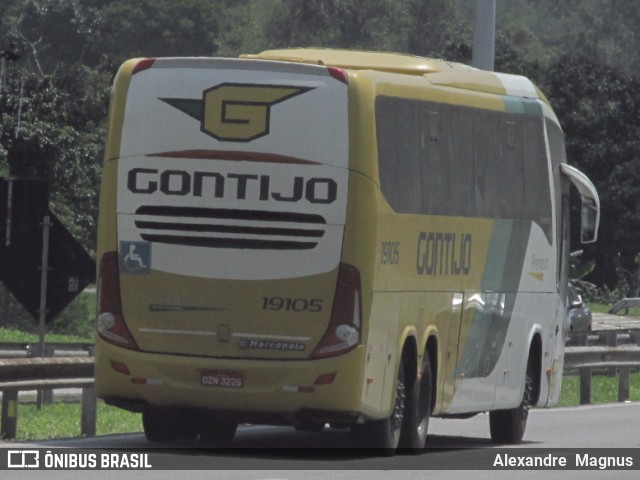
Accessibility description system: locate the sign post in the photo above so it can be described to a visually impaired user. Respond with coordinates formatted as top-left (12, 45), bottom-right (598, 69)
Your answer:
top-left (36, 215), bottom-right (51, 408)
top-left (37, 215), bottom-right (51, 353)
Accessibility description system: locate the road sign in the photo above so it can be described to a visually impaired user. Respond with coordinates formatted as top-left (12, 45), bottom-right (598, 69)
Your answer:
top-left (0, 177), bottom-right (49, 247)
top-left (0, 178), bottom-right (95, 323)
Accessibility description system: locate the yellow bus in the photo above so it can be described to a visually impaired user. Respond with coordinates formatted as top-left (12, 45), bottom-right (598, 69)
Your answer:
top-left (95, 48), bottom-right (600, 453)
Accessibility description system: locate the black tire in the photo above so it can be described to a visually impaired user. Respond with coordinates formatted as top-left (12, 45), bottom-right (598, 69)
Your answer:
top-left (199, 416), bottom-right (238, 446)
top-left (142, 410), bottom-right (177, 443)
top-left (489, 365), bottom-right (535, 444)
top-left (142, 409), bottom-right (200, 443)
top-left (176, 412), bottom-right (199, 441)
top-left (399, 354), bottom-right (432, 452)
top-left (351, 361), bottom-right (406, 455)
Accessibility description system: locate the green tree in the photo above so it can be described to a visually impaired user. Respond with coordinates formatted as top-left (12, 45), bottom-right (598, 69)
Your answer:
top-left (262, 0), bottom-right (414, 52)
top-left (2, 0), bottom-right (224, 71)
top-left (1, 0), bottom-right (100, 74)
top-left (406, 0), bottom-right (470, 61)
top-left (546, 55), bottom-right (640, 286)
top-left (88, 0), bottom-right (223, 67)
top-left (515, 0), bottom-right (640, 76)
top-left (1, 64), bottom-right (109, 253)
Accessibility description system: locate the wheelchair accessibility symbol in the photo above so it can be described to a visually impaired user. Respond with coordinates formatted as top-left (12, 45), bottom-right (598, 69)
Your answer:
top-left (120, 241), bottom-right (151, 275)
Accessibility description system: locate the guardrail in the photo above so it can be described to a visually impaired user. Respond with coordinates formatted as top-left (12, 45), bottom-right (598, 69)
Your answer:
top-left (609, 297), bottom-right (640, 315)
top-left (565, 328), bottom-right (640, 405)
top-left (0, 357), bottom-right (95, 440)
top-left (0, 342), bottom-right (94, 359)
top-left (0, 332), bottom-right (639, 440)
top-left (564, 345), bottom-right (640, 404)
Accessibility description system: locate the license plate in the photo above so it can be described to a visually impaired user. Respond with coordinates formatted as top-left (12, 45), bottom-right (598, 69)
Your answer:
top-left (200, 370), bottom-right (244, 388)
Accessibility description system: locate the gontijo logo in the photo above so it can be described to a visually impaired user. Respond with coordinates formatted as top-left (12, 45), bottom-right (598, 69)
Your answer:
top-left (161, 84), bottom-right (314, 142)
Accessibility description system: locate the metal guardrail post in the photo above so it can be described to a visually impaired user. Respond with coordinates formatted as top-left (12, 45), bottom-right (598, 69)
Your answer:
top-left (598, 331), bottom-right (618, 377)
top-left (579, 368), bottom-right (592, 405)
top-left (0, 390), bottom-right (18, 439)
top-left (574, 332), bottom-right (588, 346)
top-left (28, 344), bottom-right (57, 406)
top-left (81, 386), bottom-right (97, 436)
top-left (598, 330), bottom-right (618, 346)
top-left (618, 367), bottom-right (631, 402)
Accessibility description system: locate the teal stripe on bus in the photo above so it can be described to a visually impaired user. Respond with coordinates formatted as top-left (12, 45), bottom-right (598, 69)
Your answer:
top-left (502, 96), bottom-right (543, 116)
top-left (456, 220), bottom-right (532, 378)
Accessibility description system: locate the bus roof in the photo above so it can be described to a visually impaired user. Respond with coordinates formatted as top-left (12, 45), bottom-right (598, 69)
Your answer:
top-left (241, 48), bottom-right (473, 76)
top-left (241, 48), bottom-right (549, 103)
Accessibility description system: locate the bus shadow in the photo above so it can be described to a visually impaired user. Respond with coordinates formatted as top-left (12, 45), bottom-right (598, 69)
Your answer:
top-left (168, 427), bottom-right (510, 462)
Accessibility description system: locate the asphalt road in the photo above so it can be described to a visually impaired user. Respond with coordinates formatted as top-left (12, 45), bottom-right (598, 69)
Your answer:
top-left (2, 402), bottom-right (639, 479)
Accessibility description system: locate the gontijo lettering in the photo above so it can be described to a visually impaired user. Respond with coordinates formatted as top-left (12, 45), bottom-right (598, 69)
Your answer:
top-left (416, 231), bottom-right (472, 276)
top-left (127, 168), bottom-right (338, 204)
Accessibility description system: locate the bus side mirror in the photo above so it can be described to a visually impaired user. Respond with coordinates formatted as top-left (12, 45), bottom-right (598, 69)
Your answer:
top-left (560, 163), bottom-right (600, 244)
top-left (581, 202), bottom-right (598, 244)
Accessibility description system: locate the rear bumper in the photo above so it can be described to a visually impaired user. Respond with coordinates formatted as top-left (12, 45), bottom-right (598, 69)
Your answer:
top-left (95, 339), bottom-right (367, 423)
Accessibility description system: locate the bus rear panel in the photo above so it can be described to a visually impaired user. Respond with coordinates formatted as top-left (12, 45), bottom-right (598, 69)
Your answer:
top-left (95, 57), bottom-right (366, 425)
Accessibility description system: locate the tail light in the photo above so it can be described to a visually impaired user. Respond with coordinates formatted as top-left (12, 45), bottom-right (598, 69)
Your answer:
top-left (311, 263), bottom-right (361, 359)
top-left (132, 58), bottom-right (155, 74)
top-left (96, 251), bottom-right (138, 350)
top-left (327, 66), bottom-right (348, 84)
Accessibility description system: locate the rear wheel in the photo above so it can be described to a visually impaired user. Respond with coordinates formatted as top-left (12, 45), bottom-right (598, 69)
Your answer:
top-left (142, 409), bottom-right (200, 443)
top-left (199, 415), bottom-right (238, 446)
top-left (142, 410), bottom-right (177, 443)
top-left (489, 362), bottom-right (535, 444)
top-left (399, 354), bottom-right (432, 452)
top-left (351, 361), bottom-right (406, 455)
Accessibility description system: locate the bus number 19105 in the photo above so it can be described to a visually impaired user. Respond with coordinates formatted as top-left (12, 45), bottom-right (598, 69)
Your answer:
top-left (261, 297), bottom-right (323, 313)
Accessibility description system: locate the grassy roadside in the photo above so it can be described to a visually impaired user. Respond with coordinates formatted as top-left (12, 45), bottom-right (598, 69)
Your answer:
top-left (558, 373), bottom-right (640, 407)
top-left (0, 327), bottom-right (93, 343)
top-left (11, 401), bottom-right (143, 442)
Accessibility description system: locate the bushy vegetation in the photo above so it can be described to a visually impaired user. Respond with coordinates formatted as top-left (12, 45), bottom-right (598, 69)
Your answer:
top-left (0, 289), bottom-right (95, 338)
